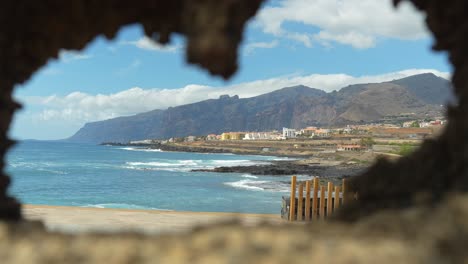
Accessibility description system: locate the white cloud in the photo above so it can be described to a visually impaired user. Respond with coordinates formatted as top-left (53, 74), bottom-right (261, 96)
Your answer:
top-left (115, 59), bottom-right (142, 75)
top-left (256, 0), bottom-right (428, 49)
top-left (41, 68), bottom-right (62, 76)
top-left (58, 50), bottom-right (93, 63)
top-left (314, 31), bottom-right (376, 49)
top-left (245, 40), bottom-right (279, 54)
top-left (123, 36), bottom-right (180, 52)
top-left (287, 32), bottom-right (313, 47)
top-left (19, 69), bottom-right (450, 126)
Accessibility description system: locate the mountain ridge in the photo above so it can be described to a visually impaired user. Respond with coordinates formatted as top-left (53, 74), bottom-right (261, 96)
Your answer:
top-left (67, 73), bottom-right (452, 143)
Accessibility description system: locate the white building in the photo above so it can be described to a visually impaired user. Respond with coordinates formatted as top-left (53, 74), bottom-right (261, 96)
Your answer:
top-left (403, 121), bottom-right (416, 128)
top-left (206, 134), bottom-right (218, 141)
top-left (243, 133), bottom-right (260, 140)
top-left (185, 136), bottom-right (196, 142)
top-left (282, 128), bottom-right (297, 139)
top-left (314, 129), bottom-right (331, 137)
top-left (420, 122), bottom-right (431, 128)
top-left (300, 127), bottom-right (317, 137)
top-left (343, 126), bottom-right (353, 134)
top-left (244, 132), bottom-right (280, 140)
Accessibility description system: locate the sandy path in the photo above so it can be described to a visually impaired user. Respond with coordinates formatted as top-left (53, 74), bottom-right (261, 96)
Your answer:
top-left (23, 204), bottom-right (284, 234)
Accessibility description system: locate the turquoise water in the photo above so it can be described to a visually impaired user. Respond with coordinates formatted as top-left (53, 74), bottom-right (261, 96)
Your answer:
top-left (5, 141), bottom-right (297, 214)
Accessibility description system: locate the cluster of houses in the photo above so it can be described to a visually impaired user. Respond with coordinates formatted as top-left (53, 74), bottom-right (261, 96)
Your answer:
top-left (213, 127), bottom-right (336, 141)
top-left (212, 127), bottom-right (334, 141)
top-left (208, 132), bottom-right (283, 141)
top-left (175, 119), bottom-right (446, 142)
top-left (402, 120), bottom-right (446, 128)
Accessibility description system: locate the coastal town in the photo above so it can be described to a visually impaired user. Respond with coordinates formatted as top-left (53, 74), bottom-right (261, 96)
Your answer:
top-left (95, 118), bottom-right (446, 192)
top-left (126, 118), bottom-right (446, 159)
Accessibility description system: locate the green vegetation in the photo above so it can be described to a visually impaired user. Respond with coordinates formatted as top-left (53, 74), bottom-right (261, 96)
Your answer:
top-left (173, 137), bottom-right (184, 143)
top-left (360, 137), bottom-right (375, 147)
top-left (385, 142), bottom-right (421, 146)
top-left (410, 121), bottom-right (420, 128)
top-left (333, 154), bottom-right (346, 161)
top-left (349, 158), bottom-right (370, 165)
top-left (396, 143), bottom-right (418, 156)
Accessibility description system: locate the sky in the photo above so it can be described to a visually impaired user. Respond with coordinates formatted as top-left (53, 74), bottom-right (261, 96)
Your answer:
top-left (11, 0), bottom-right (452, 140)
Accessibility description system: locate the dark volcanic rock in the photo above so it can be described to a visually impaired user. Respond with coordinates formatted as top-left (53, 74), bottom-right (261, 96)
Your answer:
top-left (192, 161), bottom-right (366, 177)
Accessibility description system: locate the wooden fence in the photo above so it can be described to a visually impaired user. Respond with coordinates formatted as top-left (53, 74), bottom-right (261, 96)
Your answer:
top-left (281, 176), bottom-right (356, 221)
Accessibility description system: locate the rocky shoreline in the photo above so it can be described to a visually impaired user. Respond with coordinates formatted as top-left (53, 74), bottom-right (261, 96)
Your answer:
top-left (101, 142), bottom-right (310, 158)
top-left (192, 160), bottom-right (366, 178)
top-left (102, 142), bottom-right (369, 180)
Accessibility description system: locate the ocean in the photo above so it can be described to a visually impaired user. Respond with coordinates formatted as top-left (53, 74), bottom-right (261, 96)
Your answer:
top-left (5, 141), bottom-right (303, 214)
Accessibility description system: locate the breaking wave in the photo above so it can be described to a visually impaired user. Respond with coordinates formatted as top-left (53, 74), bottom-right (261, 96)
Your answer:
top-left (80, 203), bottom-right (172, 211)
top-left (119, 147), bottom-right (162, 152)
top-left (224, 179), bottom-right (267, 191)
top-left (7, 161), bottom-right (69, 175)
top-left (124, 159), bottom-right (269, 172)
top-left (224, 178), bottom-right (291, 193)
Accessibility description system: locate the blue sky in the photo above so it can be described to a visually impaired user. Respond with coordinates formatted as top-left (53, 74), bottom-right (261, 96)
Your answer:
top-left (12, 0), bottom-right (451, 140)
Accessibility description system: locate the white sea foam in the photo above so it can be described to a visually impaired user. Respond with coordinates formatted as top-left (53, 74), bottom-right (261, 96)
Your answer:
top-left (124, 158), bottom-right (270, 172)
top-left (9, 161), bottom-right (50, 169)
top-left (241, 174), bottom-right (258, 179)
top-left (124, 160), bottom-right (210, 172)
top-left (37, 168), bottom-right (69, 175)
top-left (123, 166), bottom-right (160, 171)
top-left (7, 162), bottom-right (18, 168)
top-left (212, 159), bottom-right (269, 165)
top-left (261, 182), bottom-right (291, 193)
top-left (7, 160), bottom-right (70, 175)
top-left (145, 149), bottom-right (162, 152)
top-left (119, 147), bottom-right (162, 152)
top-left (124, 166), bottom-right (194, 172)
top-left (224, 179), bottom-right (267, 191)
top-left (134, 160), bottom-right (200, 166)
top-left (273, 157), bottom-right (297, 161)
top-left (212, 159), bottom-right (249, 164)
top-left (127, 161), bottom-right (177, 167)
top-left (178, 160), bottom-right (199, 166)
top-left (119, 147), bottom-right (135, 151)
top-left (224, 177), bottom-right (292, 193)
top-left (81, 203), bottom-right (173, 211)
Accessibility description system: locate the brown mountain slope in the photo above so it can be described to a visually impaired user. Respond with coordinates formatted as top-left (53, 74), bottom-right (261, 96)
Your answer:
top-left (335, 83), bottom-right (435, 123)
top-left (68, 73), bottom-right (450, 143)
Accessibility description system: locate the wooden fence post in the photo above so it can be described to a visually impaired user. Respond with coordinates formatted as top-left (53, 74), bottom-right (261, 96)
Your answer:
top-left (297, 183), bottom-right (304, 221)
top-left (305, 181), bottom-right (311, 221)
top-left (327, 182), bottom-right (333, 217)
top-left (289, 176), bottom-right (297, 221)
top-left (319, 185), bottom-right (326, 220)
top-left (312, 178), bottom-right (319, 220)
top-left (334, 186), bottom-right (341, 211)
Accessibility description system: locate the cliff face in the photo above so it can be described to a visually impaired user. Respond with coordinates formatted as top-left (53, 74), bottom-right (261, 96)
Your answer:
top-left (69, 110), bottom-right (164, 143)
top-left (68, 73), bottom-right (452, 143)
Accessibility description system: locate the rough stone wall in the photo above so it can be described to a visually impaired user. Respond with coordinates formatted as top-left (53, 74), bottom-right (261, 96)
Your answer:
top-left (2, 0), bottom-right (468, 262)
top-left (1, 194), bottom-right (468, 263)
top-left (4, 0), bottom-right (465, 224)
top-left (0, 0), bottom-right (263, 220)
